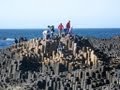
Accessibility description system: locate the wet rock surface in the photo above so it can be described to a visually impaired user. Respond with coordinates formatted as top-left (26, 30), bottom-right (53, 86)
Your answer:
top-left (0, 35), bottom-right (120, 90)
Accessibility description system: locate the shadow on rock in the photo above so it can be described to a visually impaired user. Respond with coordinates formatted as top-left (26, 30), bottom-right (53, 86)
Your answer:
top-left (19, 55), bottom-right (40, 73)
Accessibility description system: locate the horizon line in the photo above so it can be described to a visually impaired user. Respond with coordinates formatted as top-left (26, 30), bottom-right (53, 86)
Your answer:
top-left (0, 28), bottom-right (120, 30)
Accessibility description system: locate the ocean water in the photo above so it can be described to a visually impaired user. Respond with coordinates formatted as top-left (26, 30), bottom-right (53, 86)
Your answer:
top-left (0, 28), bottom-right (120, 48)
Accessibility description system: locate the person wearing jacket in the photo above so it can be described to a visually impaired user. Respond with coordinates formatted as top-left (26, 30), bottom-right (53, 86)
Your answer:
top-left (58, 23), bottom-right (64, 37)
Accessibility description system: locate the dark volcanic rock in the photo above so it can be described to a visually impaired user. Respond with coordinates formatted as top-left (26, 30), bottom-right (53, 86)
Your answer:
top-left (0, 35), bottom-right (120, 90)
top-left (19, 55), bottom-right (41, 72)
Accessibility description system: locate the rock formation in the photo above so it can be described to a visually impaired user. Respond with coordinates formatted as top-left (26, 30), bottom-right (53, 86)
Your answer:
top-left (0, 35), bottom-right (120, 90)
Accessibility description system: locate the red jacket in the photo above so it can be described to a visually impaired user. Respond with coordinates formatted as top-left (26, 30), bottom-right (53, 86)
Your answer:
top-left (66, 22), bottom-right (70, 29)
top-left (58, 24), bottom-right (64, 31)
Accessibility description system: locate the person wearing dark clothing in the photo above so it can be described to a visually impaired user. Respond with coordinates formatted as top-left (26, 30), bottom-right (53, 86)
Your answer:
top-left (51, 25), bottom-right (55, 32)
top-left (51, 25), bottom-right (55, 37)
top-left (48, 25), bottom-right (55, 37)
top-left (15, 38), bottom-right (18, 44)
top-left (14, 38), bottom-right (18, 48)
top-left (65, 20), bottom-right (71, 34)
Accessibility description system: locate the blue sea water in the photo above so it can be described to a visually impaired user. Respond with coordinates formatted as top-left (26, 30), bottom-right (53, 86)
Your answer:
top-left (0, 28), bottom-right (120, 48)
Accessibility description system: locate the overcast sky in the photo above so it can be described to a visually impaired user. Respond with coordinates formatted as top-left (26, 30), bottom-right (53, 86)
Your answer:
top-left (0, 0), bottom-right (120, 29)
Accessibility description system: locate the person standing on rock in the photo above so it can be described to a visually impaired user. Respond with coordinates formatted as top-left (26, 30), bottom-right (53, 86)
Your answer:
top-left (43, 30), bottom-right (49, 39)
top-left (15, 38), bottom-right (18, 44)
top-left (58, 23), bottom-right (64, 37)
top-left (65, 20), bottom-right (71, 35)
top-left (14, 38), bottom-right (18, 48)
top-left (48, 25), bottom-right (55, 38)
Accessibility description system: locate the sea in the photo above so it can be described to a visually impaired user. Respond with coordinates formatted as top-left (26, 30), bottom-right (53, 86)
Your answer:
top-left (0, 28), bottom-right (120, 48)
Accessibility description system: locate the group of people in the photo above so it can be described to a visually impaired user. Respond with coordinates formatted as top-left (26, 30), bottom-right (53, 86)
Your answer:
top-left (58, 20), bottom-right (72, 36)
top-left (14, 37), bottom-right (28, 44)
top-left (42, 20), bottom-right (72, 39)
top-left (42, 25), bottom-right (55, 39)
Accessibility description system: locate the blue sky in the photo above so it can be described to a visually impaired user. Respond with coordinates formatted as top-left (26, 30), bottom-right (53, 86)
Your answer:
top-left (0, 0), bottom-right (120, 29)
